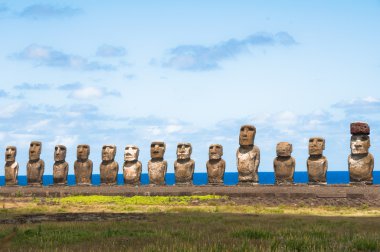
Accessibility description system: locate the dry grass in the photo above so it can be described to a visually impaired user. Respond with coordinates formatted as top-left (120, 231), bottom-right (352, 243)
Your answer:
top-left (1, 196), bottom-right (380, 217)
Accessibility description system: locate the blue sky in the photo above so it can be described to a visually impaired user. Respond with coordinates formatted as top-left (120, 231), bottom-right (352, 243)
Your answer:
top-left (0, 1), bottom-right (380, 175)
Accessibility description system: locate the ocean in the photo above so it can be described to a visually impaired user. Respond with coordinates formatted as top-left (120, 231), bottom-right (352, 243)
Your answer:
top-left (1, 171), bottom-right (380, 186)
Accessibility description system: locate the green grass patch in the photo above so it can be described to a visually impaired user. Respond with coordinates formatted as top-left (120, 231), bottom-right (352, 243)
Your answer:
top-left (1, 213), bottom-right (380, 251)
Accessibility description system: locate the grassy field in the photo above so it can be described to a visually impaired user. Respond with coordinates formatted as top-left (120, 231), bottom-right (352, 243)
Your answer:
top-left (1, 195), bottom-right (380, 251)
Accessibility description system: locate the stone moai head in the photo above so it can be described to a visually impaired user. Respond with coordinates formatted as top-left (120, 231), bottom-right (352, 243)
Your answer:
top-left (150, 141), bottom-right (166, 159)
top-left (5, 146), bottom-right (17, 162)
top-left (124, 145), bottom-right (139, 162)
top-left (77, 144), bottom-right (90, 161)
top-left (102, 145), bottom-right (117, 161)
top-left (239, 125), bottom-right (256, 146)
top-left (54, 145), bottom-right (67, 162)
top-left (177, 143), bottom-right (192, 160)
top-left (276, 142), bottom-right (292, 157)
top-left (29, 141), bottom-right (42, 161)
top-left (209, 144), bottom-right (223, 160)
top-left (308, 137), bottom-right (325, 156)
top-left (350, 122), bottom-right (370, 155)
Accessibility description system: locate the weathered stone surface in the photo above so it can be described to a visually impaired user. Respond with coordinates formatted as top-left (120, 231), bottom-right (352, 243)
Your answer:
top-left (174, 143), bottom-right (195, 185)
top-left (307, 137), bottom-right (327, 184)
top-left (148, 142), bottom-right (167, 185)
top-left (99, 145), bottom-right (119, 185)
top-left (53, 145), bottom-right (69, 185)
top-left (274, 142), bottom-right (295, 185)
top-left (237, 125), bottom-right (260, 184)
top-left (4, 146), bottom-right (19, 186)
top-left (74, 144), bottom-right (93, 185)
top-left (348, 123), bottom-right (374, 184)
top-left (207, 144), bottom-right (225, 185)
top-left (123, 145), bottom-right (142, 185)
top-left (27, 141), bottom-right (44, 186)
top-left (351, 122), bottom-right (370, 135)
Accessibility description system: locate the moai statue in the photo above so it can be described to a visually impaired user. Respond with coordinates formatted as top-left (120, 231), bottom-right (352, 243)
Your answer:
top-left (207, 144), bottom-right (225, 185)
top-left (348, 122), bottom-right (374, 185)
top-left (4, 146), bottom-right (19, 186)
top-left (174, 143), bottom-right (195, 185)
top-left (53, 145), bottom-right (69, 185)
top-left (274, 142), bottom-right (295, 185)
top-left (307, 137), bottom-right (328, 185)
top-left (27, 141), bottom-right (44, 186)
top-left (236, 125), bottom-right (260, 185)
top-left (74, 144), bottom-right (93, 185)
top-left (148, 142), bottom-right (167, 185)
top-left (100, 145), bottom-right (119, 185)
top-left (123, 145), bottom-right (142, 185)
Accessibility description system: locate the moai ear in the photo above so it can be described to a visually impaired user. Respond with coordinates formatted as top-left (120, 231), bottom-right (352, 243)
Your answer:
top-left (289, 144), bottom-right (293, 153)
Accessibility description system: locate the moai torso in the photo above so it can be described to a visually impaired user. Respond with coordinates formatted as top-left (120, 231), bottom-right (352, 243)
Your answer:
top-left (174, 143), bottom-right (195, 185)
top-left (123, 145), bottom-right (142, 185)
top-left (124, 161), bottom-right (142, 185)
top-left (74, 144), bottom-right (93, 185)
top-left (274, 142), bottom-right (295, 185)
top-left (237, 125), bottom-right (260, 184)
top-left (307, 137), bottom-right (328, 184)
top-left (348, 122), bottom-right (374, 184)
top-left (207, 144), bottom-right (225, 185)
top-left (307, 157), bottom-right (327, 183)
top-left (53, 162), bottom-right (69, 185)
top-left (175, 160), bottom-right (195, 185)
top-left (27, 141), bottom-right (44, 186)
top-left (53, 145), bottom-right (69, 185)
top-left (100, 145), bottom-right (119, 185)
top-left (348, 154), bottom-right (374, 183)
top-left (4, 146), bottom-right (19, 186)
top-left (148, 142), bottom-right (167, 185)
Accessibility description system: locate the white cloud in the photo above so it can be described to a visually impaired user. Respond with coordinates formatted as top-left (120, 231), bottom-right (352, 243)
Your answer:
top-left (13, 44), bottom-right (116, 71)
top-left (27, 119), bottom-right (51, 132)
top-left (49, 135), bottom-right (79, 148)
top-left (70, 86), bottom-right (103, 99)
top-left (276, 111), bottom-right (298, 127)
top-left (165, 124), bottom-right (182, 134)
top-left (96, 44), bottom-right (127, 57)
top-left (18, 4), bottom-right (82, 20)
top-left (159, 32), bottom-right (296, 71)
top-left (363, 96), bottom-right (379, 103)
top-left (0, 103), bottom-right (22, 118)
top-left (67, 86), bottom-right (121, 100)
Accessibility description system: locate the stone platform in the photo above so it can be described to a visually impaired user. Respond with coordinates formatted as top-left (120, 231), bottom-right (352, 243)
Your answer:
top-left (1, 185), bottom-right (380, 206)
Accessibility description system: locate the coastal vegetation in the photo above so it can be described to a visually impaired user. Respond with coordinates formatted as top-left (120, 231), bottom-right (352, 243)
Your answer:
top-left (1, 195), bottom-right (380, 251)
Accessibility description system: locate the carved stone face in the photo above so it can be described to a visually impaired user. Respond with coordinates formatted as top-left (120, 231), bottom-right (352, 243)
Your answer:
top-left (124, 145), bottom-right (139, 161)
top-left (308, 137), bottom-right (325, 155)
top-left (5, 146), bottom-right (16, 162)
top-left (29, 141), bottom-right (42, 161)
top-left (177, 143), bottom-right (192, 160)
top-left (209, 144), bottom-right (223, 160)
top-left (102, 145), bottom-right (116, 161)
top-left (239, 125), bottom-right (256, 146)
top-left (150, 142), bottom-right (166, 159)
top-left (77, 144), bottom-right (90, 161)
top-left (54, 145), bottom-right (67, 162)
top-left (351, 135), bottom-right (370, 155)
top-left (276, 142), bottom-right (292, 157)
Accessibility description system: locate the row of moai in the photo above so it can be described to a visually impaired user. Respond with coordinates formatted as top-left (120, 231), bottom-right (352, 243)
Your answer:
top-left (3, 122), bottom-right (374, 186)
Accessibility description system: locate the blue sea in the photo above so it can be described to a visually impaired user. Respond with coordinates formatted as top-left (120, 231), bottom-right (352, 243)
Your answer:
top-left (1, 171), bottom-right (380, 186)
